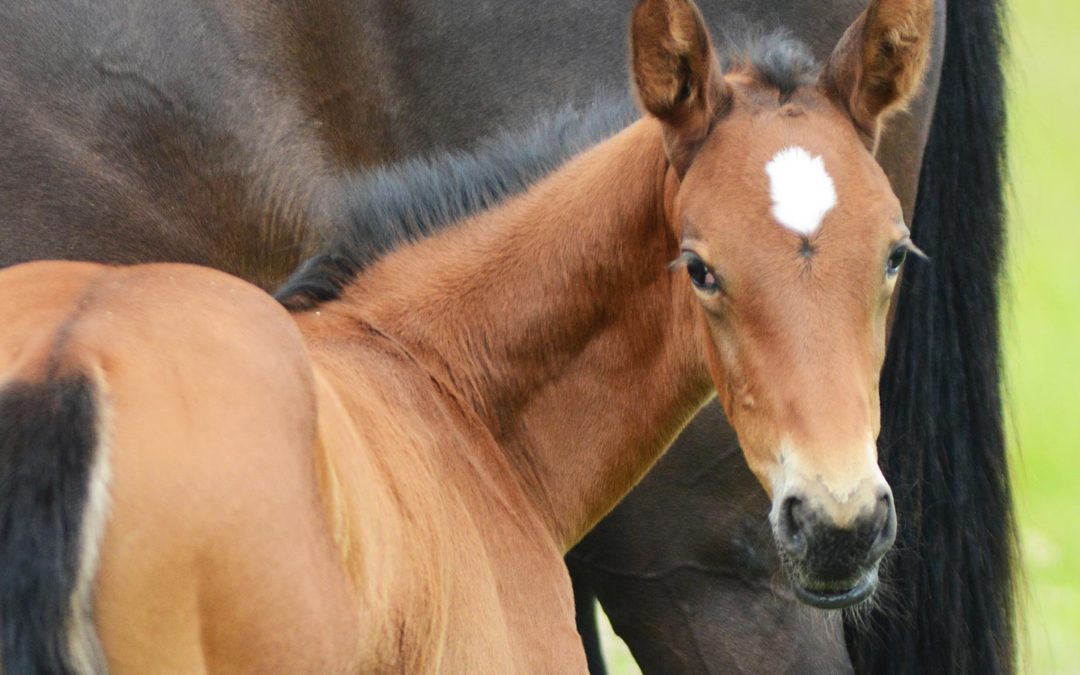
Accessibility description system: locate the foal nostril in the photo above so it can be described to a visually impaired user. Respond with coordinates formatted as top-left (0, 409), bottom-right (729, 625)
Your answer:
top-left (867, 492), bottom-right (897, 562)
top-left (778, 495), bottom-right (808, 558)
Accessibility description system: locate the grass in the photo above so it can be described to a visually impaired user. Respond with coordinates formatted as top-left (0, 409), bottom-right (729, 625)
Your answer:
top-left (598, 1), bottom-right (1080, 672)
top-left (1005, 0), bottom-right (1080, 671)
top-left (597, 610), bottom-right (642, 675)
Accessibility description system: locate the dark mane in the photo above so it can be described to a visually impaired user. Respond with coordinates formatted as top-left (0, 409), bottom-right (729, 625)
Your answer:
top-left (723, 28), bottom-right (820, 100)
top-left (275, 100), bottom-right (635, 310)
top-left (845, 0), bottom-right (1016, 670)
top-left (276, 33), bottom-right (818, 312)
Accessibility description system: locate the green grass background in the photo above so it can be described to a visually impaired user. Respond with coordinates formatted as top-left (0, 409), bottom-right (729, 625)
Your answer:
top-left (599, 1), bottom-right (1080, 671)
top-left (1007, 0), bottom-right (1080, 671)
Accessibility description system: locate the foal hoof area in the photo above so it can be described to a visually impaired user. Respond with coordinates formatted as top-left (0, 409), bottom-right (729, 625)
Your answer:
top-left (791, 568), bottom-right (878, 609)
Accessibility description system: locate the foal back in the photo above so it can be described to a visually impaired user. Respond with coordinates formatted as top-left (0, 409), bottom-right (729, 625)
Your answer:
top-left (0, 262), bottom-right (361, 673)
top-left (0, 261), bottom-right (588, 673)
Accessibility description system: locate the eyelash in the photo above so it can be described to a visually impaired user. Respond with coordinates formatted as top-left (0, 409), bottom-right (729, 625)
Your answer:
top-left (673, 252), bottom-right (720, 293)
top-left (886, 245), bottom-right (908, 276)
top-left (887, 238), bottom-right (928, 277)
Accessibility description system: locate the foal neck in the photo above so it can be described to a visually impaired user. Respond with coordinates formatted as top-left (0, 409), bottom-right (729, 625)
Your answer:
top-left (333, 119), bottom-right (711, 548)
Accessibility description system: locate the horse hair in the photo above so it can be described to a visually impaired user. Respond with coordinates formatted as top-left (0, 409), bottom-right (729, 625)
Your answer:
top-left (844, 0), bottom-right (1017, 670)
top-left (275, 31), bottom-right (819, 311)
top-left (275, 99), bottom-right (636, 310)
top-left (723, 27), bottom-right (819, 100)
top-left (0, 375), bottom-right (102, 674)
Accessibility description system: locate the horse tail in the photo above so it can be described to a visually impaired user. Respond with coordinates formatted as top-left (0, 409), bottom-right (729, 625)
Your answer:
top-left (845, 0), bottom-right (1015, 671)
top-left (0, 370), bottom-right (110, 674)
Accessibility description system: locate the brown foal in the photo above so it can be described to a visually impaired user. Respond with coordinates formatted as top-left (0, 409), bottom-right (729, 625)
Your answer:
top-left (0, 0), bottom-right (934, 671)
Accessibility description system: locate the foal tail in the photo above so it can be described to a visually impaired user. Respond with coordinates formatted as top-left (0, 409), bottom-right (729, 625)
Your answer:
top-left (0, 371), bottom-right (109, 674)
top-left (845, 0), bottom-right (1015, 672)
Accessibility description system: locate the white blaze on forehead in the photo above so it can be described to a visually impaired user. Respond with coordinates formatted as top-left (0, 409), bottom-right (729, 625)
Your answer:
top-left (765, 146), bottom-right (837, 237)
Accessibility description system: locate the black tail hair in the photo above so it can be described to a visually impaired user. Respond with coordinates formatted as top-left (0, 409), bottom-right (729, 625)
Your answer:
top-left (0, 374), bottom-right (102, 674)
top-left (846, 0), bottom-right (1015, 671)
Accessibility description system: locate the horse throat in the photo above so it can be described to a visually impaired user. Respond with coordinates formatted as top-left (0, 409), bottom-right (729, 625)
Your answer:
top-left (334, 118), bottom-right (713, 549)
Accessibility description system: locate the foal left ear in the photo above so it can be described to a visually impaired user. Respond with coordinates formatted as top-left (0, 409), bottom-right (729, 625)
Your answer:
top-left (824, 0), bottom-right (934, 145)
top-left (631, 0), bottom-right (730, 175)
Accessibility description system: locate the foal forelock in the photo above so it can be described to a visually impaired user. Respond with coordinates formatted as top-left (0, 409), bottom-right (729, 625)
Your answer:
top-left (719, 28), bottom-right (819, 101)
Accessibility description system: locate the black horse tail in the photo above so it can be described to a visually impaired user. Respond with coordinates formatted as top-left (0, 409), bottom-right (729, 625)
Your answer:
top-left (846, 0), bottom-right (1015, 671)
top-left (0, 372), bottom-right (110, 674)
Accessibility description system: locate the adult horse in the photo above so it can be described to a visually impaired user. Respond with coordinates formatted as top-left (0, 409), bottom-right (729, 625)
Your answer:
top-left (0, 0), bottom-right (1013, 673)
top-left (1, 0), bottom-right (938, 669)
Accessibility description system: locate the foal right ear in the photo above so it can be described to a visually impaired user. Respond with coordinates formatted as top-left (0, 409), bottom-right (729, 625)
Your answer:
top-left (631, 0), bottom-right (730, 175)
top-left (823, 0), bottom-right (935, 145)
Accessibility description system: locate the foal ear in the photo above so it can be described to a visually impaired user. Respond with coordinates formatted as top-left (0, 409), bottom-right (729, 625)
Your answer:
top-left (631, 0), bottom-right (729, 174)
top-left (824, 0), bottom-right (934, 144)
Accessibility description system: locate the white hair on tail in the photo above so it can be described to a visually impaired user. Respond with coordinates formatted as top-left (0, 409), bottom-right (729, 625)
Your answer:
top-left (765, 146), bottom-right (837, 237)
top-left (66, 366), bottom-right (111, 675)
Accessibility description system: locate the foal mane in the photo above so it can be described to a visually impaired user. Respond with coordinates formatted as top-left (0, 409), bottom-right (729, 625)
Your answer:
top-left (275, 100), bottom-right (636, 310)
top-left (275, 31), bottom-right (820, 312)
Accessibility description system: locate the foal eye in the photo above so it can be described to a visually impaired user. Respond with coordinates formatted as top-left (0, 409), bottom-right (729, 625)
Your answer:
top-left (687, 258), bottom-right (720, 293)
top-left (886, 246), bottom-right (908, 276)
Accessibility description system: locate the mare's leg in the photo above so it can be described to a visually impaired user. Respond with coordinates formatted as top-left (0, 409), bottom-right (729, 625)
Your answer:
top-left (569, 559), bottom-right (608, 675)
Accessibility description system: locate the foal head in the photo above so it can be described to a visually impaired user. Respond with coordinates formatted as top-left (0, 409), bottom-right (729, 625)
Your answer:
top-left (632, 0), bottom-right (932, 607)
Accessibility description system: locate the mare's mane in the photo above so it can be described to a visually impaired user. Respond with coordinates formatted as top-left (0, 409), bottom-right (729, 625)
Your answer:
top-left (275, 31), bottom-right (819, 311)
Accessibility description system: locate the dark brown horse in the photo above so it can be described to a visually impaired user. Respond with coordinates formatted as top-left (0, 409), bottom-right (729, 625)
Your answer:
top-left (0, 0), bottom-right (1013, 673)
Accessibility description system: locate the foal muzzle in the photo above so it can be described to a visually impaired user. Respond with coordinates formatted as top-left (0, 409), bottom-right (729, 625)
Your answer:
top-left (773, 489), bottom-right (896, 609)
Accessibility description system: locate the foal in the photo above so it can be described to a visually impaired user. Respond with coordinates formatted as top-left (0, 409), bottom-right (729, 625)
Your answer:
top-left (0, 0), bottom-right (933, 670)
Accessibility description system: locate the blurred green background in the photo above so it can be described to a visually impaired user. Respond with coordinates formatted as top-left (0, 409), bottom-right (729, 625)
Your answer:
top-left (598, 0), bottom-right (1080, 672)
top-left (1007, 0), bottom-right (1080, 671)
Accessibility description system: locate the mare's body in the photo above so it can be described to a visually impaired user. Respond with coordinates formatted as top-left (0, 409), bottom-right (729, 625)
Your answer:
top-left (0, 1), bottom-right (1014, 673)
